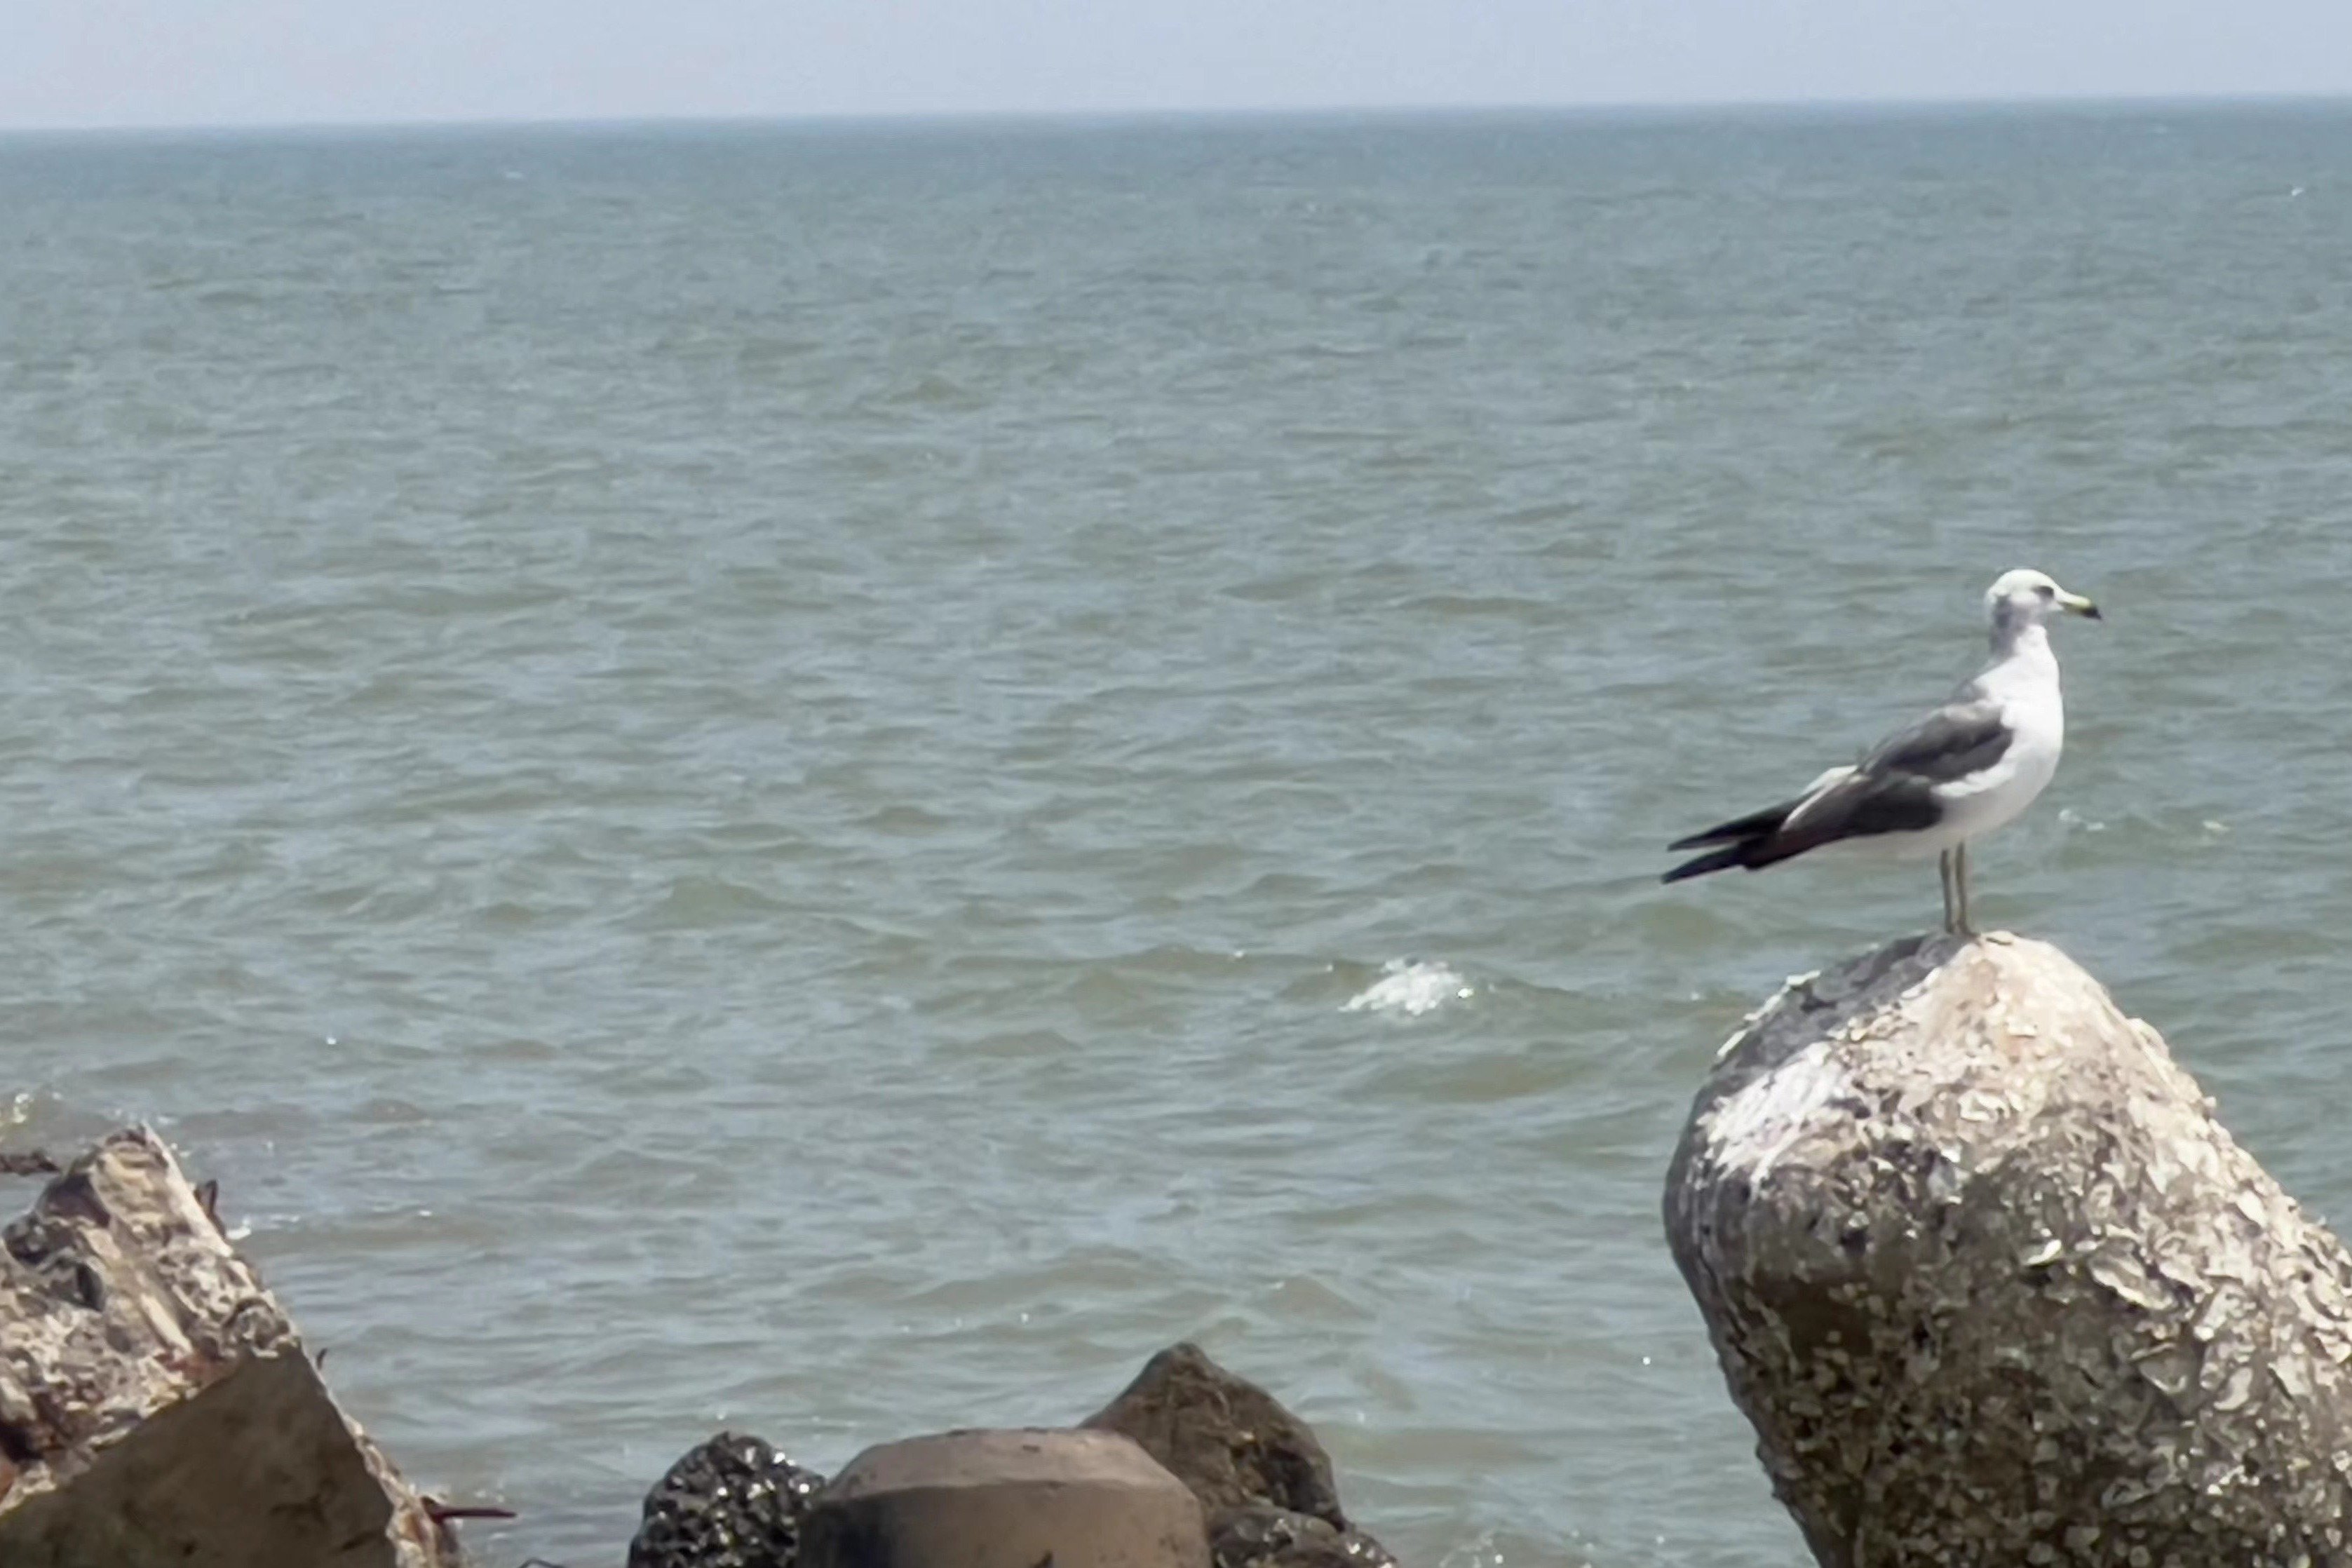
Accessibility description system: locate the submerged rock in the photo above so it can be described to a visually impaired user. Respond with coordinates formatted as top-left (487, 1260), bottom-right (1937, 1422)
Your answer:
top-left (628, 1432), bottom-right (823, 1568)
top-left (1209, 1505), bottom-right (1399, 1568)
top-left (800, 1427), bottom-right (1208, 1568)
top-left (0, 1128), bottom-right (457, 1568)
top-left (1085, 1343), bottom-right (1395, 1568)
top-left (1666, 932), bottom-right (2352, 1566)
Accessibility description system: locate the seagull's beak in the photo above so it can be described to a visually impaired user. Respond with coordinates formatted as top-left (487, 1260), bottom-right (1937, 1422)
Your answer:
top-left (2059, 591), bottom-right (2102, 621)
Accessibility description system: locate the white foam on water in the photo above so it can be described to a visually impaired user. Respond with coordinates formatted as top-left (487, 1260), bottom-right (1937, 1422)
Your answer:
top-left (1343, 958), bottom-right (1473, 1017)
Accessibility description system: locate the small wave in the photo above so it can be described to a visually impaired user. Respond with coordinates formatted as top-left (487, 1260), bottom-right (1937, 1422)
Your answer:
top-left (1344, 959), bottom-right (1473, 1017)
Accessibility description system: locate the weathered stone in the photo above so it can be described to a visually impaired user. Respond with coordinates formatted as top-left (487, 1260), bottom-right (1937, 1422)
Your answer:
top-left (1665, 932), bottom-right (2352, 1567)
top-left (1083, 1343), bottom-right (1347, 1529)
top-left (799, 1426), bottom-right (1209, 1568)
top-left (1083, 1345), bottom-right (1399, 1568)
top-left (0, 1127), bottom-right (457, 1568)
top-left (628, 1431), bottom-right (823, 1568)
top-left (1208, 1505), bottom-right (1399, 1568)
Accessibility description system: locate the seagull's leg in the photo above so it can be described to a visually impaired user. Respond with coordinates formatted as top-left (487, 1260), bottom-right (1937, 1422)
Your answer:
top-left (1955, 842), bottom-right (1974, 937)
top-left (1938, 849), bottom-right (1955, 933)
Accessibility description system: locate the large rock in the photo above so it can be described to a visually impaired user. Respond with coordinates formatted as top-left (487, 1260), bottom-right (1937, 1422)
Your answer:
top-left (1083, 1343), bottom-right (1346, 1527)
top-left (1083, 1344), bottom-right (1393, 1568)
top-left (628, 1431), bottom-right (823, 1568)
top-left (0, 1128), bottom-right (458, 1568)
top-left (1665, 932), bottom-right (2352, 1567)
top-left (799, 1427), bottom-right (1208, 1568)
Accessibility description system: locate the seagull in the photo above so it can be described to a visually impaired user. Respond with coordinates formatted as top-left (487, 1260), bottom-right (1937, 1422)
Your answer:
top-left (1662, 569), bottom-right (2102, 935)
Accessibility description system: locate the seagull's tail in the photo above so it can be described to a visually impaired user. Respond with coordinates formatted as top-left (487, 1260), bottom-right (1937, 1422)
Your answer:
top-left (1661, 797), bottom-right (1804, 882)
top-left (1663, 766), bottom-right (1860, 884)
top-left (1666, 801), bottom-right (1798, 855)
top-left (1660, 842), bottom-right (1757, 884)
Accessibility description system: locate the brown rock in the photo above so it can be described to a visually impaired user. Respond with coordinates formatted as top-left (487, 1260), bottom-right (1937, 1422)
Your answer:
top-left (1208, 1506), bottom-right (1398, 1568)
top-left (799, 1427), bottom-right (1208, 1568)
top-left (1665, 933), bottom-right (2352, 1567)
top-left (1082, 1344), bottom-right (1346, 1529)
top-left (0, 1128), bottom-right (458, 1568)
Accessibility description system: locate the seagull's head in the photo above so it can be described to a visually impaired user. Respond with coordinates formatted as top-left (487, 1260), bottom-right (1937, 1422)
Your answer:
top-left (1986, 568), bottom-right (2101, 632)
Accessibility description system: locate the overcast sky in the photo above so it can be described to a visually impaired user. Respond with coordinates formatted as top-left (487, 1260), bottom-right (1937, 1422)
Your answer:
top-left (7, 1), bottom-right (2351, 132)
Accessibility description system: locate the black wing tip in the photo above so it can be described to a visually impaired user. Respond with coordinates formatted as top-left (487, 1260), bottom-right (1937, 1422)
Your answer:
top-left (1666, 797), bottom-right (1799, 856)
top-left (1661, 846), bottom-right (1747, 884)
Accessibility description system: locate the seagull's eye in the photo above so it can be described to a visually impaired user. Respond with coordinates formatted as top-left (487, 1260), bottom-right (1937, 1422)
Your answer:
top-left (2037, 584), bottom-right (2055, 600)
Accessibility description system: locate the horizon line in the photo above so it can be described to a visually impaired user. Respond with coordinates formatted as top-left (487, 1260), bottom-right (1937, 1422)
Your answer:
top-left (3, 87), bottom-right (2348, 140)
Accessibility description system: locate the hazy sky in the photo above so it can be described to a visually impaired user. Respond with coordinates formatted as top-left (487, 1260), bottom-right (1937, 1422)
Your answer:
top-left (8, 1), bottom-right (2351, 132)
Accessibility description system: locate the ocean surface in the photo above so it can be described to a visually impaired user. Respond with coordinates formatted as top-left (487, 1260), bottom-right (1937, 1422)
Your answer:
top-left (4, 102), bottom-right (2352, 1565)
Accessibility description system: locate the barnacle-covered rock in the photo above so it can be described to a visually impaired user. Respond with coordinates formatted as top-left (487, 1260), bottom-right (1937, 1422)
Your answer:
top-left (1666, 932), bottom-right (2352, 1566)
top-left (1208, 1505), bottom-right (1398, 1568)
top-left (0, 1128), bottom-right (457, 1568)
top-left (628, 1432), bottom-right (822, 1568)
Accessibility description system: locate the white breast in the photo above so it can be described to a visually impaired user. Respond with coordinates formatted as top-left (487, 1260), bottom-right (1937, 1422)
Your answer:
top-left (1940, 638), bottom-right (2065, 842)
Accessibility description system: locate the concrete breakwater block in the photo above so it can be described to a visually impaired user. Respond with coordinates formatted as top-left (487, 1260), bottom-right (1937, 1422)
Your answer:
top-left (0, 1128), bottom-right (457, 1568)
top-left (799, 1427), bottom-right (1210, 1568)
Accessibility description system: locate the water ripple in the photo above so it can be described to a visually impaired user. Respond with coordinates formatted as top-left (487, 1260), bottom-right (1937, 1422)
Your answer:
top-left (7, 107), bottom-right (2352, 1568)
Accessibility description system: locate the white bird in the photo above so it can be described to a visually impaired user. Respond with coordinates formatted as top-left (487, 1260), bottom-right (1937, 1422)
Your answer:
top-left (1663, 569), bottom-right (2102, 935)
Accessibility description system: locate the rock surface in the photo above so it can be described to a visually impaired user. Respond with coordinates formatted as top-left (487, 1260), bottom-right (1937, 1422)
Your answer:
top-left (1084, 1344), bottom-right (1397, 1568)
top-left (1084, 1342), bottom-right (1347, 1527)
top-left (1208, 1505), bottom-right (1398, 1568)
top-left (0, 1128), bottom-right (457, 1568)
top-left (799, 1426), bottom-right (1208, 1568)
top-left (1665, 932), bottom-right (2352, 1567)
top-left (626, 1346), bottom-right (1400, 1568)
top-left (628, 1431), bottom-right (823, 1568)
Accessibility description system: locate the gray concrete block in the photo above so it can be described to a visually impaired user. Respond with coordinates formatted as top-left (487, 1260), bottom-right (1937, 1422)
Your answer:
top-left (802, 1426), bottom-right (1210, 1568)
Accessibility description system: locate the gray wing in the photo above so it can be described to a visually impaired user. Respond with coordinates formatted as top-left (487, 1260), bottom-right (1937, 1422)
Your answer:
top-left (1663, 693), bottom-right (2015, 880)
top-left (1858, 696), bottom-right (2013, 785)
top-left (1770, 696), bottom-right (2012, 847)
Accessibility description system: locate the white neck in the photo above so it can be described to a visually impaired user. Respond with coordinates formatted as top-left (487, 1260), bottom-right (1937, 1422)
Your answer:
top-left (1979, 619), bottom-right (2062, 719)
top-left (1989, 617), bottom-right (2054, 666)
